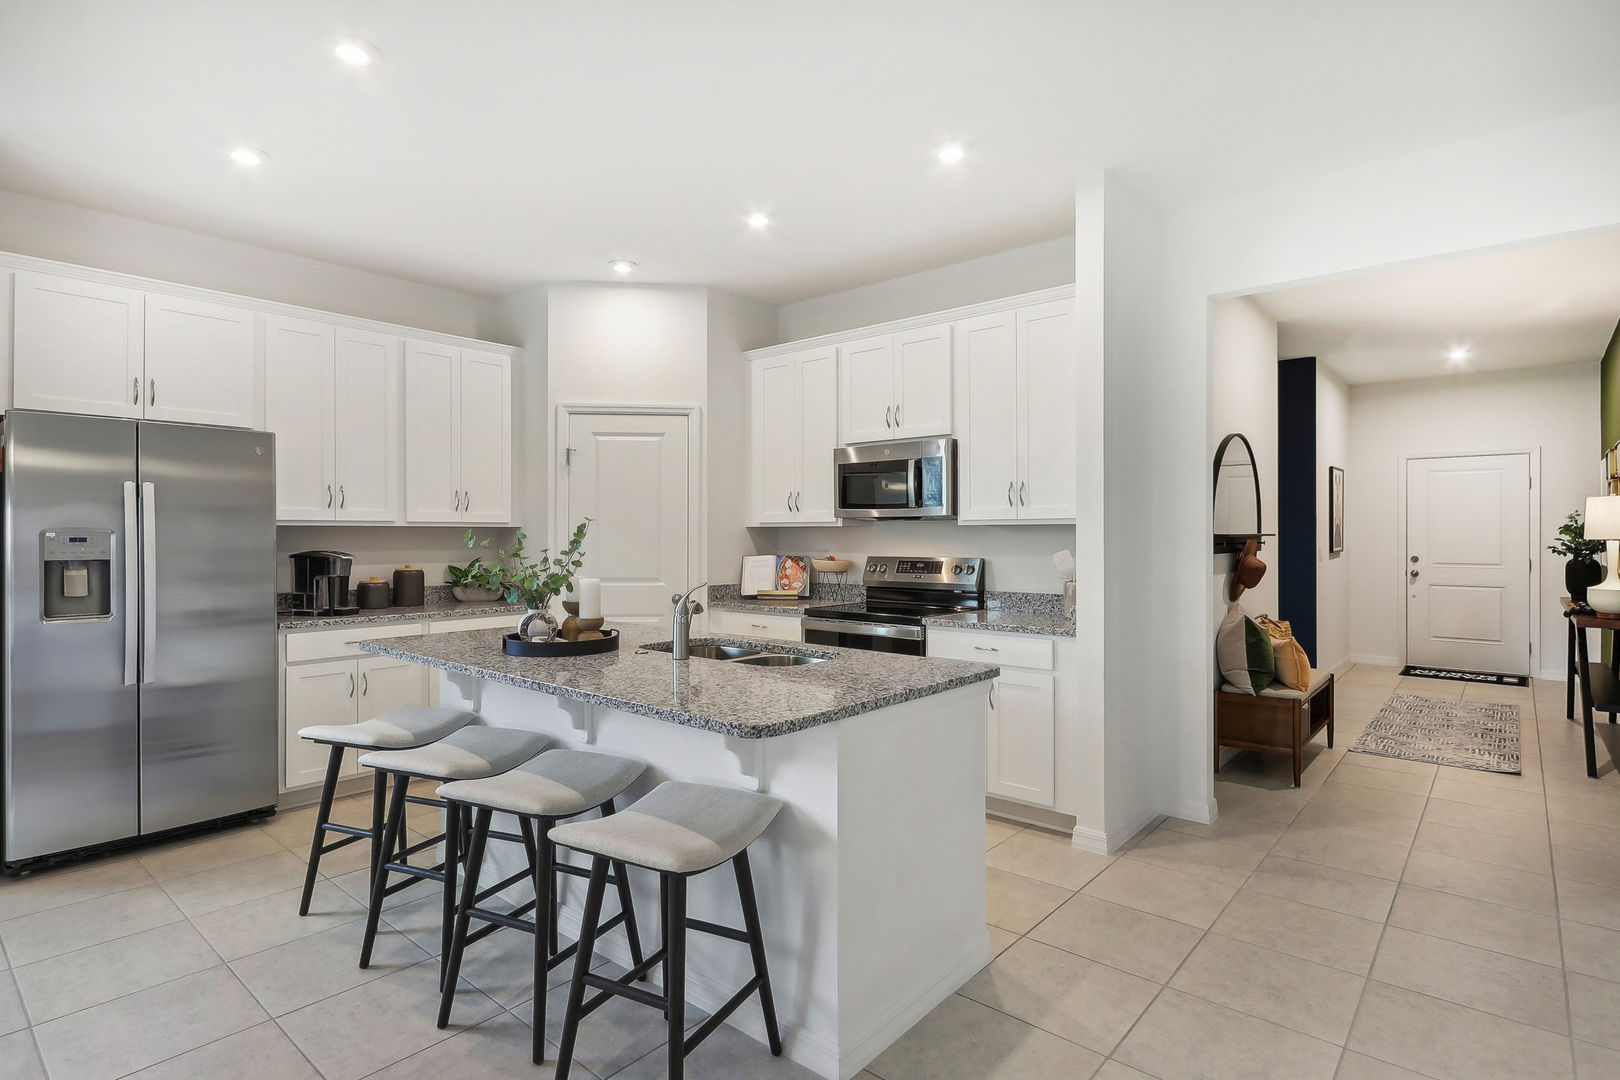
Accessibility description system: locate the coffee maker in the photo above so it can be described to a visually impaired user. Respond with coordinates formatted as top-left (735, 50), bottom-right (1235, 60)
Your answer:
top-left (290, 550), bottom-right (359, 616)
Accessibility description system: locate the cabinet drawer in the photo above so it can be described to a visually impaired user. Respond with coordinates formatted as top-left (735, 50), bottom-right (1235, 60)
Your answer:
top-left (428, 614), bottom-right (516, 634)
top-left (927, 628), bottom-right (1053, 670)
top-left (284, 621), bottom-right (429, 663)
top-left (708, 608), bottom-right (803, 642)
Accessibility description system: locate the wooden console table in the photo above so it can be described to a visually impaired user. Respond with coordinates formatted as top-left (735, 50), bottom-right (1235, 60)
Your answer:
top-left (1568, 604), bottom-right (1620, 778)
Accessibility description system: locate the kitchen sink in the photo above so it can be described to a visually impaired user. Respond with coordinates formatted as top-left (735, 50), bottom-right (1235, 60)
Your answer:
top-left (642, 639), bottom-right (833, 666)
top-left (730, 653), bottom-right (828, 667)
top-left (684, 644), bottom-right (763, 661)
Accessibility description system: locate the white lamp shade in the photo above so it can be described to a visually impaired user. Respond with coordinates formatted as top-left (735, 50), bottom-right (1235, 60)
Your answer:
top-left (1588, 497), bottom-right (1620, 541)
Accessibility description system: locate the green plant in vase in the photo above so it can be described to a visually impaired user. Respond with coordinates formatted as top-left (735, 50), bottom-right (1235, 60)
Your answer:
top-left (446, 535), bottom-right (505, 602)
top-left (450, 521), bottom-right (591, 639)
top-left (1550, 510), bottom-right (1605, 603)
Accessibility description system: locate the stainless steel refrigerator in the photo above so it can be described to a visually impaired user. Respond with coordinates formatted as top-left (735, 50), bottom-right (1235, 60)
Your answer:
top-left (2, 410), bottom-right (277, 870)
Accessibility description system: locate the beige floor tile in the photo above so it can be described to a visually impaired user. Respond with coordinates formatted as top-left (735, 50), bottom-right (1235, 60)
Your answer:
top-left (987, 924), bottom-right (1018, 959)
top-left (11, 921), bottom-right (220, 1024)
top-left (1429, 777), bottom-right (1547, 816)
top-left (1169, 933), bottom-right (1364, 1043)
top-left (1444, 766), bottom-right (1544, 793)
top-left (1114, 987), bottom-right (1340, 1080)
top-left (1333, 1051), bottom-right (1434, 1079)
top-left (1547, 790), bottom-right (1620, 828)
top-left (1568, 973), bottom-right (1620, 1051)
top-left (366, 1010), bottom-right (592, 1080)
top-left (1093, 1062), bottom-right (1158, 1080)
top-left (136, 827), bottom-right (286, 882)
top-left (521, 961), bottom-right (696, 1078)
top-left (1371, 926), bottom-right (1567, 1033)
top-left (1211, 889), bottom-right (1384, 975)
top-left (1421, 799), bottom-right (1546, 843)
top-left (1160, 812), bottom-right (1287, 851)
top-left (1558, 845), bottom-right (1620, 891)
top-left (1271, 825), bottom-right (1409, 881)
top-left (30, 967), bottom-right (267, 1080)
top-left (960, 937), bottom-right (1159, 1055)
top-left (0, 858), bottom-right (154, 923)
top-left (1574, 1038), bottom-right (1620, 1080)
top-left (1563, 919), bottom-right (1620, 983)
top-left (1028, 893), bottom-right (1203, 983)
top-left (612, 1020), bottom-right (818, 1079)
top-left (278, 959), bottom-right (500, 1080)
top-left (1291, 799), bottom-right (1420, 846)
top-left (1122, 828), bottom-right (1265, 887)
top-left (1401, 849), bottom-right (1556, 915)
top-left (190, 880), bottom-right (363, 961)
top-left (1325, 763), bottom-right (1434, 796)
top-left (0, 1029), bottom-right (46, 1080)
top-left (985, 868), bottom-right (1072, 934)
top-left (124, 1021), bottom-right (322, 1080)
top-left (1550, 815), bottom-right (1620, 857)
top-left (1412, 820), bottom-right (1552, 874)
top-left (1559, 877), bottom-right (1620, 931)
top-left (1083, 857), bottom-right (1239, 929)
top-left (1347, 980), bottom-right (1572, 1080)
top-left (1245, 855), bottom-right (1398, 922)
top-left (866, 992), bottom-right (1105, 1080)
top-left (985, 828), bottom-right (1114, 890)
top-left (1396, 680), bottom-right (1464, 700)
top-left (229, 915), bottom-right (428, 1017)
top-left (985, 818), bottom-right (1021, 850)
top-left (158, 851), bottom-right (309, 919)
top-left (0, 972), bottom-right (24, 1037)
top-left (1213, 781), bottom-right (1312, 824)
top-left (1387, 885), bottom-right (1561, 966)
top-left (0, 884), bottom-right (183, 967)
top-left (1338, 753), bottom-right (1438, 778)
top-left (1311, 782), bottom-right (1427, 821)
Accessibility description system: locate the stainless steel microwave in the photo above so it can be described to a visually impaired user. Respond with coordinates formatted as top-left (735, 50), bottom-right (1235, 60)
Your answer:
top-left (833, 437), bottom-right (956, 519)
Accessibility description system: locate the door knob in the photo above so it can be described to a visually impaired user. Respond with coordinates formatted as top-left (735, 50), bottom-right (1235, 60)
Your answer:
top-left (1409, 555), bottom-right (1419, 564)
top-left (1410, 569), bottom-right (1420, 580)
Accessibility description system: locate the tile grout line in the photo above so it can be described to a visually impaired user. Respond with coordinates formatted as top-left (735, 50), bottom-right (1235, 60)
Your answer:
top-left (1541, 685), bottom-right (1582, 1077)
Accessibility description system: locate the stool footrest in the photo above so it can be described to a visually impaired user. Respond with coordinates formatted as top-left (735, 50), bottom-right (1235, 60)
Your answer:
top-left (684, 976), bottom-right (764, 1056)
top-left (404, 793), bottom-right (445, 809)
top-left (685, 917), bottom-right (748, 944)
top-left (395, 834), bottom-right (441, 861)
top-left (319, 821), bottom-right (371, 841)
top-left (316, 834), bottom-right (365, 857)
top-left (473, 869), bottom-right (533, 906)
top-left (382, 862), bottom-right (445, 892)
top-left (582, 971), bottom-right (666, 1015)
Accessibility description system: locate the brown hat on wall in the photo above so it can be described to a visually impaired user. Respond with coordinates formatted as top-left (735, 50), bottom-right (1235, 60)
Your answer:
top-left (1230, 536), bottom-right (1267, 602)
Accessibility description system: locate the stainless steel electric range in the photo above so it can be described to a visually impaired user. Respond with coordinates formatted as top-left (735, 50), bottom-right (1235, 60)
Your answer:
top-left (801, 555), bottom-right (985, 656)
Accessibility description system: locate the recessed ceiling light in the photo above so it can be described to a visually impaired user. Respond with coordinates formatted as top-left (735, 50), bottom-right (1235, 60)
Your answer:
top-left (333, 40), bottom-right (376, 67)
top-left (609, 259), bottom-right (637, 275)
top-left (1446, 345), bottom-right (1471, 363)
top-left (228, 146), bottom-right (266, 168)
top-left (746, 211), bottom-right (773, 230)
top-left (935, 142), bottom-right (967, 164)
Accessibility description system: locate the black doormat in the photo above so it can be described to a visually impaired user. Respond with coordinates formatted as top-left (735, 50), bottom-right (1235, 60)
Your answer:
top-left (1399, 665), bottom-right (1529, 687)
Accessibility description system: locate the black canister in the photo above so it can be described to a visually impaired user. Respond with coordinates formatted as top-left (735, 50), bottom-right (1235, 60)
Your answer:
top-left (355, 577), bottom-right (392, 609)
top-left (392, 565), bottom-right (426, 607)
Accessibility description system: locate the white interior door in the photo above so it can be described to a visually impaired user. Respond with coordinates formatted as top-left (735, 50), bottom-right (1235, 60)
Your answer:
top-left (1406, 453), bottom-right (1532, 675)
top-left (564, 412), bottom-right (692, 622)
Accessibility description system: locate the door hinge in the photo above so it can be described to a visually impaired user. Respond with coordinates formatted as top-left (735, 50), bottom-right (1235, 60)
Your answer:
top-left (564, 447), bottom-right (576, 465)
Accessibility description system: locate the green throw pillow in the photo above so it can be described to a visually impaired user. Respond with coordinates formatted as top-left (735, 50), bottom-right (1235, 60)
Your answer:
top-left (1217, 604), bottom-right (1277, 694)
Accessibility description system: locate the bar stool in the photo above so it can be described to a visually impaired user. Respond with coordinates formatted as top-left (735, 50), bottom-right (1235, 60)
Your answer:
top-left (294, 705), bottom-right (479, 916)
top-left (434, 749), bottom-right (649, 1064)
top-left (356, 726), bottom-right (550, 979)
top-left (549, 781), bottom-right (784, 1080)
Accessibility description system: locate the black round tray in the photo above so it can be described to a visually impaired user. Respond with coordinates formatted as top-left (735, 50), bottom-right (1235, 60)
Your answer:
top-left (502, 629), bottom-right (620, 657)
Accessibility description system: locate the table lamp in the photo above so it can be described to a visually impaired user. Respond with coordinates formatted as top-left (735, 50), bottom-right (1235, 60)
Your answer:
top-left (1585, 496), bottom-right (1620, 613)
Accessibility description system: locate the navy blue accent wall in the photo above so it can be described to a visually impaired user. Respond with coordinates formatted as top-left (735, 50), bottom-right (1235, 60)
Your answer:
top-left (1277, 357), bottom-right (1318, 663)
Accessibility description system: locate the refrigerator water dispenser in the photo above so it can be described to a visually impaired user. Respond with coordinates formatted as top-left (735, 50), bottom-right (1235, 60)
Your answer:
top-left (41, 528), bottom-right (114, 620)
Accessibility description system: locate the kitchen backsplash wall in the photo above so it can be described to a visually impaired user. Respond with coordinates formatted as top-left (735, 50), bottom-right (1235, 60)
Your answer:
top-left (275, 525), bottom-right (520, 594)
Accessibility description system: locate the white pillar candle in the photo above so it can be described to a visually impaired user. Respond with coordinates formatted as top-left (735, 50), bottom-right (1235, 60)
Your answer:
top-left (578, 577), bottom-right (602, 620)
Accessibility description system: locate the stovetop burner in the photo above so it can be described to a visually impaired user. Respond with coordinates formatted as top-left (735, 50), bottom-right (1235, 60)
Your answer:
top-left (803, 554), bottom-right (985, 626)
top-left (802, 600), bottom-right (977, 626)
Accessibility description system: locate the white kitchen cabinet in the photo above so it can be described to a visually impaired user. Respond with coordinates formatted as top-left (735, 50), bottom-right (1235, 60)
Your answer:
top-left (143, 295), bottom-right (259, 427)
top-left (928, 626), bottom-right (1058, 808)
top-left (457, 349), bottom-right (512, 524)
top-left (748, 346), bottom-right (839, 526)
top-left (955, 299), bottom-right (1076, 523)
top-left (357, 653), bottom-right (430, 721)
top-left (283, 658), bottom-right (360, 789)
top-left (265, 316), bottom-right (337, 520)
top-left (708, 608), bottom-right (803, 642)
top-left (838, 322), bottom-right (952, 444)
top-left (403, 341), bottom-right (510, 524)
top-left (12, 271), bottom-right (145, 419)
top-left (334, 328), bottom-right (401, 521)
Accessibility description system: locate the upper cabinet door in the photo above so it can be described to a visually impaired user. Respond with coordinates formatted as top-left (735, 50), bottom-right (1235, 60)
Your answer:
top-left (1016, 300), bottom-right (1078, 520)
top-left (403, 340), bottom-right (462, 523)
top-left (13, 271), bottom-right (145, 419)
top-left (264, 316), bottom-right (336, 520)
top-left (751, 356), bottom-right (800, 524)
top-left (892, 323), bottom-right (952, 439)
top-left (143, 295), bottom-right (259, 427)
top-left (334, 329), bottom-right (401, 522)
top-left (838, 334), bottom-right (896, 443)
top-left (955, 313), bottom-right (1019, 522)
top-left (795, 347), bottom-right (840, 522)
top-left (457, 349), bottom-right (511, 524)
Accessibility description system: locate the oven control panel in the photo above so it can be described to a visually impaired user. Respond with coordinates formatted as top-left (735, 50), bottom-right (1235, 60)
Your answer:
top-left (862, 555), bottom-right (983, 586)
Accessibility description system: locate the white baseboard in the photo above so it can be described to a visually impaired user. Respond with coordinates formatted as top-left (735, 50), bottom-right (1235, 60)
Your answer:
top-left (1348, 653), bottom-right (1400, 669)
top-left (1537, 667), bottom-right (1568, 683)
top-left (1072, 806), bottom-right (1167, 854)
top-left (1329, 656), bottom-right (1357, 678)
top-left (836, 942), bottom-right (990, 1080)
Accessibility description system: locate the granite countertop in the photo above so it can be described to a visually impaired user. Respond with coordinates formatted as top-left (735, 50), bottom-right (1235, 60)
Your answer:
top-left (923, 611), bottom-right (1076, 638)
top-left (279, 599), bottom-right (523, 631)
top-left (355, 622), bottom-right (997, 739)
top-left (707, 597), bottom-right (823, 616)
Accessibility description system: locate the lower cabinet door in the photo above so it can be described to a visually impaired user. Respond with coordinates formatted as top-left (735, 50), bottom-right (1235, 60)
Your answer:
top-left (284, 659), bottom-right (359, 790)
top-left (708, 609), bottom-right (803, 642)
top-left (987, 669), bottom-right (1056, 806)
top-left (357, 654), bottom-right (431, 726)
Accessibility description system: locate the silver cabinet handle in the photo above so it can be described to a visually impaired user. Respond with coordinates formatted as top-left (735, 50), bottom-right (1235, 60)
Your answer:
top-left (1018, 481), bottom-right (1027, 506)
top-left (361, 671), bottom-right (368, 696)
top-left (132, 377), bottom-right (140, 405)
top-left (988, 685), bottom-right (997, 710)
top-left (974, 645), bottom-right (1001, 653)
top-left (786, 492), bottom-right (792, 512)
top-left (464, 491), bottom-right (470, 512)
top-left (884, 405), bottom-right (893, 428)
top-left (453, 489), bottom-right (461, 511)
top-left (894, 403), bottom-right (900, 427)
top-left (140, 482), bottom-right (157, 684)
top-left (326, 484), bottom-right (333, 508)
top-left (122, 481), bottom-right (139, 685)
top-left (751, 623), bottom-right (769, 630)
top-left (348, 672), bottom-right (355, 698)
top-left (339, 485), bottom-right (345, 509)
top-left (793, 491), bottom-right (801, 512)
top-left (1007, 481), bottom-right (1014, 507)
top-left (149, 378), bottom-right (156, 406)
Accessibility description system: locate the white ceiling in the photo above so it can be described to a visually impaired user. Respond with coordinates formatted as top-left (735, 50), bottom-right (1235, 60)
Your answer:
top-left (1255, 227), bottom-right (1620, 385)
top-left (2, 1), bottom-right (1619, 304)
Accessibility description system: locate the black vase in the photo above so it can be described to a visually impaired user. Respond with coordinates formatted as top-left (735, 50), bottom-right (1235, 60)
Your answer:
top-left (1567, 558), bottom-right (1604, 603)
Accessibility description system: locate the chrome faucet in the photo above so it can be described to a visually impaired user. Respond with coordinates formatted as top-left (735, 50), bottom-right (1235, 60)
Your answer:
top-left (670, 583), bottom-right (707, 660)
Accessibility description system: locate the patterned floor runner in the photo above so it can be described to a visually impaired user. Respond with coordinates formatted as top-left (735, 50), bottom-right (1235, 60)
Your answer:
top-left (1350, 692), bottom-right (1521, 774)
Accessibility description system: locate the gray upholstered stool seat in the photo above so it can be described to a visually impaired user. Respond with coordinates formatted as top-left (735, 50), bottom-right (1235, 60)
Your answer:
top-left (437, 749), bottom-right (646, 818)
top-left (358, 725), bottom-right (550, 781)
top-left (299, 704), bottom-right (478, 750)
top-left (548, 781), bottom-right (782, 875)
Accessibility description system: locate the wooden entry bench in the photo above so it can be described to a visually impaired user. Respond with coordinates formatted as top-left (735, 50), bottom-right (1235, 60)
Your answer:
top-left (1215, 671), bottom-right (1335, 787)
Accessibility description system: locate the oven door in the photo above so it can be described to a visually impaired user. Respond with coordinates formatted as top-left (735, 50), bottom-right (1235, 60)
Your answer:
top-left (834, 438), bottom-right (955, 519)
top-left (801, 617), bottom-right (925, 656)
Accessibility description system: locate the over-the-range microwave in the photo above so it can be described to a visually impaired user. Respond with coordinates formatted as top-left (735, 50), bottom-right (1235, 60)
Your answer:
top-left (833, 437), bottom-right (956, 519)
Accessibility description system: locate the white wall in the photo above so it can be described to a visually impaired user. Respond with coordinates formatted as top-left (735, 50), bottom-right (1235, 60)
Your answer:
top-left (707, 290), bottom-right (776, 582)
top-left (776, 236), bottom-right (1075, 342)
top-left (0, 188), bottom-right (506, 341)
top-left (750, 522), bottom-right (1074, 596)
top-left (491, 284), bottom-right (549, 542)
top-left (1346, 362), bottom-right (1598, 676)
top-left (1209, 297), bottom-right (1280, 622)
top-left (276, 525), bottom-right (516, 594)
top-left (1316, 365), bottom-right (1351, 672)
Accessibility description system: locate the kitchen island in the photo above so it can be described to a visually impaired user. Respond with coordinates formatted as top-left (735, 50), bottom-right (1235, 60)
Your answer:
top-left (357, 623), bottom-right (996, 1080)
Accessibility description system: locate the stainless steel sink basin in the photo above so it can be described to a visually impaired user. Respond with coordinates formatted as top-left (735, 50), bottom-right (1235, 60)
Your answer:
top-left (685, 644), bottom-right (762, 661)
top-left (731, 653), bottom-right (828, 667)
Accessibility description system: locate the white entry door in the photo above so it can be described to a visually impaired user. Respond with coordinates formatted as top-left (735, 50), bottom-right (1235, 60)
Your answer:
top-left (564, 411), bottom-right (693, 622)
top-left (1406, 453), bottom-right (1532, 675)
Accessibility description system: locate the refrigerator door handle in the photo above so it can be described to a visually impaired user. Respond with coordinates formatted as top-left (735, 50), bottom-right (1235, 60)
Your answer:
top-left (140, 481), bottom-right (157, 684)
top-left (122, 481), bottom-right (139, 685)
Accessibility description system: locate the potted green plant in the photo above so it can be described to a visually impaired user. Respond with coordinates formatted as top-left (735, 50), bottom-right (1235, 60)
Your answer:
top-left (447, 533), bottom-right (504, 602)
top-left (1550, 510), bottom-right (1605, 603)
top-left (451, 522), bottom-right (591, 640)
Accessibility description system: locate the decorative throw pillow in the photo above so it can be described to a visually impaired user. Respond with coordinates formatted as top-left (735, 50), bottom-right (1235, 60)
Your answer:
top-left (1216, 604), bottom-right (1276, 694)
top-left (1258, 615), bottom-right (1312, 691)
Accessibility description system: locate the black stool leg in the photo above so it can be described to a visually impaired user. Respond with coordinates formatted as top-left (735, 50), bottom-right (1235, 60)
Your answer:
top-left (521, 816), bottom-right (555, 1065)
top-left (659, 873), bottom-right (671, 1018)
top-left (438, 807), bottom-right (491, 1029)
top-left (360, 773), bottom-right (410, 968)
top-left (298, 744), bottom-right (345, 917)
top-left (440, 799), bottom-right (460, 991)
top-left (600, 799), bottom-right (646, 975)
top-left (734, 851), bottom-right (782, 1055)
top-left (666, 872), bottom-right (687, 1080)
top-left (555, 857), bottom-right (610, 1080)
top-left (369, 768), bottom-right (387, 888)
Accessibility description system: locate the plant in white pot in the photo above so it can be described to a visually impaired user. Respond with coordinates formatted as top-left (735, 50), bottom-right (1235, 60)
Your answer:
top-left (446, 531), bottom-right (504, 602)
